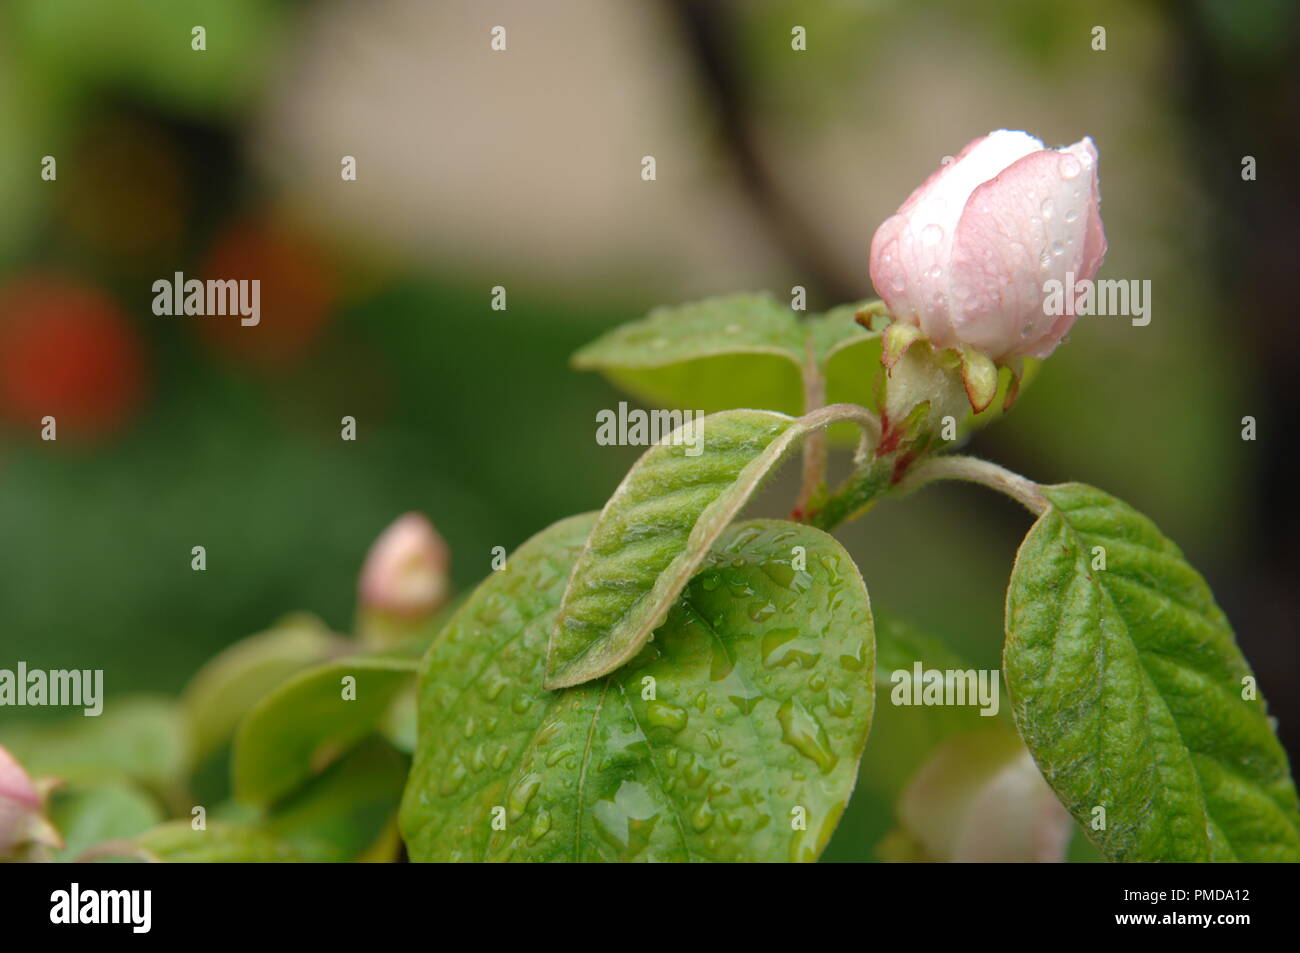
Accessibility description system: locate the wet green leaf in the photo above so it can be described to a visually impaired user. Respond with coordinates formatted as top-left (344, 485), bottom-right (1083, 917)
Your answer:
top-left (401, 515), bottom-right (876, 862)
top-left (545, 406), bottom-right (875, 688)
top-left (1005, 483), bottom-right (1300, 861)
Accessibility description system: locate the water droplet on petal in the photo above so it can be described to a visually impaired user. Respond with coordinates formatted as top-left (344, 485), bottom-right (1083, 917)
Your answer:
top-left (927, 265), bottom-right (942, 279)
top-left (1064, 208), bottom-right (1080, 224)
top-left (920, 223), bottom-right (944, 246)
top-left (1040, 198), bottom-right (1054, 219)
top-left (1051, 240), bottom-right (1066, 257)
top-left (1060, 156), bottom-right (1082, 180)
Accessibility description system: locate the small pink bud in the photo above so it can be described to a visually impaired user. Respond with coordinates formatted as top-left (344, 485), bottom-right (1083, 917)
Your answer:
top-left (0, 744), bottom-right (61, 856)
top-left (870, 130), bottom-right (1107, 362)
top-left (358, 513), bottom-right (450, 618)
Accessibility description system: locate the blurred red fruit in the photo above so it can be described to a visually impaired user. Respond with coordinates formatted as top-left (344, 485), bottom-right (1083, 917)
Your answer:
top-left (199, 219), bottom-right (334, 367)
top-left (0, 276), bottom-right (147, 440)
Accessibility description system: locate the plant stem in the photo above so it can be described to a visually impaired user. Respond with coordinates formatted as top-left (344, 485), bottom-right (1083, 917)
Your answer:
top-left (809, 455), bottom-right (893, 531)
top-left (897, 454), bottom-right (1049, 516)
top-left (791, 402), bottom-right (887, 531)
top-left (794, 341), bottom-right (828, 517)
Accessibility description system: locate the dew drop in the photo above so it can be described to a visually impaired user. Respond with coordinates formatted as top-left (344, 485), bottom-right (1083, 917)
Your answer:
top-left (507, 772), bottom-right (542, 821)
top-left (438, 758), bottom-right (468, 796)
top-left (1060, 156), bottom-right (1082, 180)
top-left (682, 756), bottom-right (710, 788)
top-left (777, 699), bottom-right (838, 773)
top-left (920, 223), bottom-right (944, 246)
top-left (645, 701), bottom-right (688, 733)
top-left (1051, 240), bottom-right (1065, 257)
top-left (527, 808), bottom-right (552, 845)
top-left (827, 688), bottom-right (852, 718)
top-left (926, 265), bottom-right (942, 279)
top-left (761, 628), bottom-right (821, 669)
top-left (838, 641), bottom-right (867, 671)
top-left (1040, 198), bottom-right (1054, 219)
top-left (1064, 208), bottom-right (1080, 224)
top-left (545, 744), bottom-right (576, 767)
top-left (592, 781), bottom-right (660, 858)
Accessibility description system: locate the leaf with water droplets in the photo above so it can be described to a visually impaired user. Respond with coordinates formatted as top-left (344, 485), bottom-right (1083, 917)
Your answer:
top-left (1005, 483), bottom-right (1300, 861)
top-left (545, 407), bottom-right (878, 689)
top-left (400, 515), bottom-right (875, 862)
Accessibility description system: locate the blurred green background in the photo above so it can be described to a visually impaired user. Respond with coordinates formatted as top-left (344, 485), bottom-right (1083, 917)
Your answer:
top-left (2, 0), bottom-right (1297, 861)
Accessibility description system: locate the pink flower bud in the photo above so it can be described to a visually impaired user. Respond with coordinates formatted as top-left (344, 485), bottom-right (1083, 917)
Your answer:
top-left (358, 513), bottom-right (450, 618)
top-left (0, 744), bottom-right (60, 856)
top-left (870, 130), bottom-right (1107, 362)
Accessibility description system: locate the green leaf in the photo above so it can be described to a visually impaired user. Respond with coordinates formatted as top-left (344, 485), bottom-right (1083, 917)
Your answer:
top-left (401, 515), bottom-right (875, 863)
top-left (265, 737), bottom-right (408, 863)
top-left (48, 781), bottom-right (164, 862)
top-left (232, 639), bottom-right (424, 807)
top-left (1004, 482), bottom-right (1300, 862)
top-left (0, 696), bottom-right (187, 795)
top-left (131, 821), bottom-right (302, 863)
top-left (182, 612), bottom-right (345, 767)
top-left (545, 405), bottom-right (875, 689)
top-left (572, 293), bottom-right (808, 415)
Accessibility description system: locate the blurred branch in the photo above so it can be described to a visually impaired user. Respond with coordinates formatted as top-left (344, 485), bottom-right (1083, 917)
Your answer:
top-left (665, 0), bottom-right (859, 305)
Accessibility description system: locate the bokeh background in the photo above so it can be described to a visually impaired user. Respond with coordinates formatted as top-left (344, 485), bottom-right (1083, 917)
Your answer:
top-left (2, 0), bottom-right (1297, 860)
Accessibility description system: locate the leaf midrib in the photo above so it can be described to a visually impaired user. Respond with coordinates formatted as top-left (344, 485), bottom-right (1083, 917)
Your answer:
top-left (1055, 511), bottom-right (1235, 861)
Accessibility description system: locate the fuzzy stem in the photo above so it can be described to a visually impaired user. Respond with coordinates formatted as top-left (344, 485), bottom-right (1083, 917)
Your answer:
top-left (897, 454), bottom-right (1049, 516)
top-left (794, 339), bottom-right (829, 518)
top-left (792, 403), bottom-right (886, 531)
